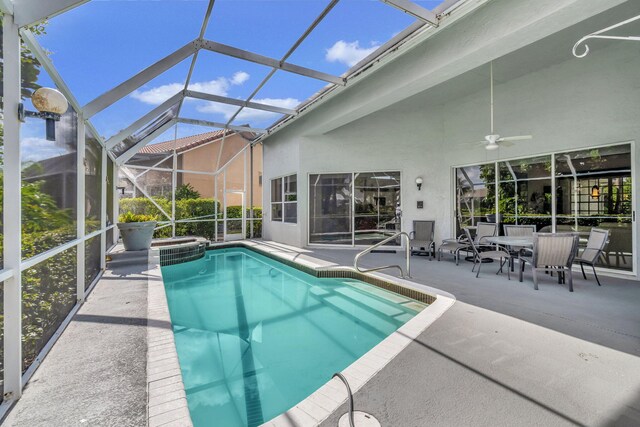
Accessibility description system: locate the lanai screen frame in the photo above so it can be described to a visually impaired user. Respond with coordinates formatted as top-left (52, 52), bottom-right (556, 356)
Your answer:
top-left (0, 0), bottom-right (469, 415)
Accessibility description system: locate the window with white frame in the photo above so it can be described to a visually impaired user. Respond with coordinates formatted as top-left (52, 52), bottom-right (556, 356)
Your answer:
top-left (271, 174), bottom-right (297, 223)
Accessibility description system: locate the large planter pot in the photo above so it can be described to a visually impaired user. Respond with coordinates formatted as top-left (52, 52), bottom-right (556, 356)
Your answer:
top-left (117, 221), bottom-right (157, 251)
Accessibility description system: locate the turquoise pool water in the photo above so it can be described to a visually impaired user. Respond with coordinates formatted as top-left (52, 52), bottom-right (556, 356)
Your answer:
top-left (161, 248), bottom-right (424, 427)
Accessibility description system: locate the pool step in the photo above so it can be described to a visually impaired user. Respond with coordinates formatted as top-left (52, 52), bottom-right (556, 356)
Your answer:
top-left (107, 249), bottom-right (150, 268)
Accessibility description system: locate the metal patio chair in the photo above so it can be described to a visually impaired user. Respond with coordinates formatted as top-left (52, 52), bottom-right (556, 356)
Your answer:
top-left (437, 222), bottom-right (497, 265)
top-left (437, 233), bottom-right (469, 265)
top-left (503, 224), bottom-right (536, 271)
top-left (519, 233), bottom-right (580, 292)
top-left (410, 220), bottom-right (435, 260)
top-left (464, 227), bottom-right (510, 279)
top-left (574, 228), bottom-right (609, 286)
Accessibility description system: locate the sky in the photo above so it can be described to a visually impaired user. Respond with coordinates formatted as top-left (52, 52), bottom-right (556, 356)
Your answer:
top-left (24, 0), bottom-right (448, 161)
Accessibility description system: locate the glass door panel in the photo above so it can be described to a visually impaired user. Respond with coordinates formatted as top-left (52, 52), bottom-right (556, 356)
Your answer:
top-left (555, 144), bottom-right (632, 271)
top-left (309, 173), bottom-right (353, 244)
top-left (455, 164), bottom-right (496, 235)
top-left (354, 172), bottom-right (401, 246)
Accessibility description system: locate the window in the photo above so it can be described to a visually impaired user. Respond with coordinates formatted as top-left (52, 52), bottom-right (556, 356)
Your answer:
top-left (454, 143), bottom-right (633, 271)
top-left (271, 174), bottom-right (297, 223)
top-left (309, 171), bottom-right (401, 246)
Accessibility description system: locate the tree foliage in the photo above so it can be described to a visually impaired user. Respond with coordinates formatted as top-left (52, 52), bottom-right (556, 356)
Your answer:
top-left (0, 16), bottom-right (47, 99)
top-left (174, 183), bottom-right (201, 201)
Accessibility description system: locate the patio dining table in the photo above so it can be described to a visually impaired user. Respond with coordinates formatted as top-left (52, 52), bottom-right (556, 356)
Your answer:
top-left (485, 236), bottom-right (534, 248)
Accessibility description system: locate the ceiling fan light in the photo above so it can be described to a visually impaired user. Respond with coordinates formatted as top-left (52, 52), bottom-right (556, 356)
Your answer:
top-left (485, 143), bottom-right (499, 150)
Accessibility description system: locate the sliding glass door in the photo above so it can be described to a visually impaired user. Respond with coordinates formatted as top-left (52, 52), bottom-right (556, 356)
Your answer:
top-left (455, 165), bottom-right (495, 235)
top-left (498, 155), bottom-right (553, 232)
top-left (454, 143), bottom-right (633, 272)
top-left (555, 145), bottom-right (633, 271)
top-left (309, 173), bottom-right (353, 245)
top-left (309, 171), bottom-right (401, 246)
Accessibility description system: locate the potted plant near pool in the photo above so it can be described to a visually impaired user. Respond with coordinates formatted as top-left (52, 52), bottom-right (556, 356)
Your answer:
top-left (117, 212), bottom-right (158, 251)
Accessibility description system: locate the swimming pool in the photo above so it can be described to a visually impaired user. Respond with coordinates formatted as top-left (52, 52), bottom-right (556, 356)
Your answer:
top-left (161, 247), bottom-right (426, 427)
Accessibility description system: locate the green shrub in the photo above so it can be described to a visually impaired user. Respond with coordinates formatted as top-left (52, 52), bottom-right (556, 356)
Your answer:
top-left (119, 197), bottom-right (171, 219)
top-left (118, 211), bottom-right (158, 223)
top-left (20, 225), bottom-right (78, 369)
top-left (118, 197), bottom-right (263, 239)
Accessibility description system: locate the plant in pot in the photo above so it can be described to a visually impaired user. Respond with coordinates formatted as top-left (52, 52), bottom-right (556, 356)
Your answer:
top-left (117, 211), bottom-right (158, 251)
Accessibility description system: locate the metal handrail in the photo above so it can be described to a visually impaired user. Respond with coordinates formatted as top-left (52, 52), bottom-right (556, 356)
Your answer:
top-left (333, 373), bottom-right (355, 427)
top-left (354, 231), bottom-right (411, 278)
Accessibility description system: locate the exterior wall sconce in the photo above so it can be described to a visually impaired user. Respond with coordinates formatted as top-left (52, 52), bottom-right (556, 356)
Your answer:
top-left (18, 87), bottom-right (69, 141)
top-left (415, 177), bottom-right (423, 191)
top-left (591, 185), bottom-right (600, 199)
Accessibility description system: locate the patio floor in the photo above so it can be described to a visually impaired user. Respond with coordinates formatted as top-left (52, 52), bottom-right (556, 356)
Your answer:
top-left (302, 245), bottom-right (640, 426)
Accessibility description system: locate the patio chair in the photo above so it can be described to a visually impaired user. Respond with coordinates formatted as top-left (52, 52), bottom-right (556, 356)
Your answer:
top-left (464, 227), bottom-right (510, 279)
top-left (519, 233), bottom-right (579, 292)
top-left (437, 222), bottom-right (497, 265)
top-left (574, 228), bottom-right (609, 286)
top-left (503, 225), bottom-right (536, 271)
top-left (410, 220), bottom-right (435, 260)
top-left (437, 233), bottom-right (469, 265)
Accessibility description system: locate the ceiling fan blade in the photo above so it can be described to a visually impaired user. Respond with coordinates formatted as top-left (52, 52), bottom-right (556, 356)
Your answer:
top-left (463, 140), bottom-right (488, 145)
top-left (500, 140), bottom-right (514, 147)
top-left (499, 135), bottom-right (532, 142)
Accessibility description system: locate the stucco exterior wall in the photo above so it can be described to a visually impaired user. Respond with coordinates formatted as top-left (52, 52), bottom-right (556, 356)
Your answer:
top-left (179, 136), bottom-right (263, 208)
top-left (262, 0), bottom-right (640, 278)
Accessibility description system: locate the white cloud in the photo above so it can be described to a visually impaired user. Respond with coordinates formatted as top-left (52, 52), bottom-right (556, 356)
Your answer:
top-left (130, 71), bottom-right (251, 105)
top-left (325, 40), bottom-right (380, 67)
top-left (231, 71), bottom-right (250, 85)
top-left (21, 137), bottom-right (70, 163)
top-left (129, 70), bottom-right (297, 126)
top-left (130, 82), bottom-right (185, 105)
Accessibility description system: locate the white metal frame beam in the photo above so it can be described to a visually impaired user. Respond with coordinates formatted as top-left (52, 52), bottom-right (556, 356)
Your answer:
top-left (3, 12), bottom-right (23, 402)
top-left (176, 0), bottom-right (216, 117)
top-left (19, 28), bottom-right (119, 162)
top-left (20, 28), bottom-right (83, 119)
top-left (116, 119), bottom-right (177, 165)
top-left (199, 39), bottom-right (345, 85)
top-left (105, 92), bottom-right (184, 149)
top-left (379, 0), bottom-right (439, 26)
top-left (83, 41), bottom-right (198, 118)
top-left (185, 90), bottom-right (296, 115)
top-left (177, 117), bottom-right (265, 134)
top-left (223, 0), bottom-right (340, 132)
top-left (12, 0), bottom-right (89, 27)
top-left (119, 167), bottom-right (172, 220)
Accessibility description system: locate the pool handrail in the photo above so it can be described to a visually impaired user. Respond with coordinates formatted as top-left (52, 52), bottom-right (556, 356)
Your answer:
top-left (354, 231), bottom-right (411, 278)
top-left (332, 373), bottom-right (355, 427)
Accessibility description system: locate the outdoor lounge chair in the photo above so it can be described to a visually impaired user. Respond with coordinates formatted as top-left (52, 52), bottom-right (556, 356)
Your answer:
top-left (503, 224), bottom-right (536, 271)
top-left (464, 226), bottom-right (510, 279)
top-left (574, 228), bottom-right (609, 286)
top-left (437, 222), bottom-right (497, 265)
top-left (410, 220), bottom-right (435, 260)
top-left (519, 233), bottom-right (579, 291)
top-left (437, 233), bottom-right (468, 265)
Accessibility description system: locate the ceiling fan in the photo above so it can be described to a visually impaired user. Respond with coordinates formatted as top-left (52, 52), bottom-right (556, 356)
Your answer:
top-left (472, 62), bottom-right (532, 150)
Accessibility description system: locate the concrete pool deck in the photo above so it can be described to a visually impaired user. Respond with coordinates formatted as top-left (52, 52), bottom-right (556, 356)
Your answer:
top-left (2, 239), bottom-right (639, 426)
top-left (1, 249), bottom-right (151, 427)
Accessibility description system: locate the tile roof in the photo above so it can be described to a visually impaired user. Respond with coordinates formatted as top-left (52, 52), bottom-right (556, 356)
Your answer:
top-left (138, 129), bottom-right (232, 154)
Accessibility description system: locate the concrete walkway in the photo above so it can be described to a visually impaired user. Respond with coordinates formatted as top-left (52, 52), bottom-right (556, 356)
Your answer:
top-left (305, 247), bottom-right (640, 426)
top-left (1, 258), bottom-right (151, 427)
